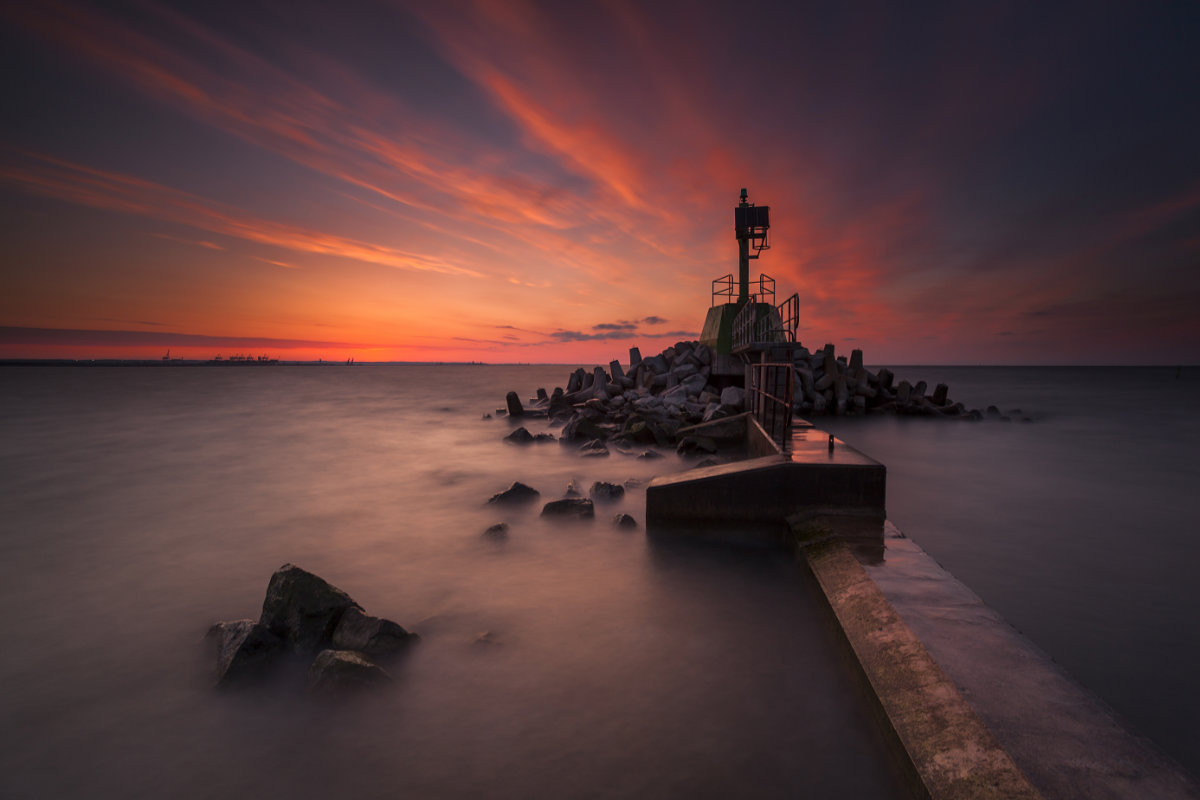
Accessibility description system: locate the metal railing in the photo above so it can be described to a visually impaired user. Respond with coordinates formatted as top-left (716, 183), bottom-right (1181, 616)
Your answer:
top-left (754, 274), bottom-right (775, 307)
top-left (748, 361), bottom-right (795, 451)
top-left (732, 293), bottom-right (759, 350)
top-left (712, 274), bottom-right (735, 306)
top-left (732, 291), bottom-right (800, 350)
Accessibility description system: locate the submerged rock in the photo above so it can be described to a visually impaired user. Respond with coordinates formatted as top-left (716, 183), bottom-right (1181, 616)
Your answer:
top-left (589, 481), bottom-right (625, 503)
top-left (612, 513), bottom-right (638, 530)
top-left (206, 619), bottom-right (285, 687)
top-left (331, 607), bottom-right (417, 656)
top-left (488, 481), bottom-right (540, 505)
top-left (482, 522), bottom-right (509, 540)
top-left (260, 564), bottom-right (363, 655)
top-left (307, 649), bottom-right (391, 694)
top-left (504, 426), bottom-right (535, 444)
top-left (541, 498), bottom-right (595, 519)
top-left (505, 391), bottom-right (525, 417)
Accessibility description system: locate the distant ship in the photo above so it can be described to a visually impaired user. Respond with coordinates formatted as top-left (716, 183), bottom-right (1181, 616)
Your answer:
top-left (207, 354), bottom-right (278, 365)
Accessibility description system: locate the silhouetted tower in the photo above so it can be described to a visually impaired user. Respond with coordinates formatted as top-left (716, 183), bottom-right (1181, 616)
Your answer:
top-left (734, 188), bottom-right (770, 303)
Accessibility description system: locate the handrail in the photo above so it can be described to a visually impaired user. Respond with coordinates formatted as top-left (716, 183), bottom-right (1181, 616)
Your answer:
top-left (747, 361), bottom-right (794, 451)
top-left (711, 274), bottom-right (735, 307)
top-left (755, 274), bottom-right (776, 307)
top-left (732, 293), bottom-right (758, 350)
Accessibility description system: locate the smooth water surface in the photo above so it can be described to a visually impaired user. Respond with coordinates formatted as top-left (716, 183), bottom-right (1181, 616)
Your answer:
top-left (0, 365), bottom-right (907, 799)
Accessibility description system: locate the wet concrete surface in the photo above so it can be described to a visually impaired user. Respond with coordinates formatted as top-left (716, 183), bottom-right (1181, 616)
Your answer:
top-left (863, 522), bottom-right (1200, 800)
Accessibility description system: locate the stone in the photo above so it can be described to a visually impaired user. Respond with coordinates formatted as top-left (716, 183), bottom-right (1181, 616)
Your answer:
top-left (540, 498), bottom-right (595, 519)
top-left (579, 440), bottom-right (610, 457)
top-left (566, 368), bottom-right (584, 394)
top-left (896, 381), bottom-right (912, 404)
top-left (307, 649), bottom-right (391, 694)
top-left (505, 391), bottom-right (525, 417)
top-left (877, 368), bottom-right (894, 391)
top-left (535, 388), bottom-right (549, 404)
top-left (719, 386), bottom-right (744, 408)
top-left (533, 433), bottom-right (556, 443)
top-left (560, 412), bottom-right (609, 443)
top-left (637, 450), bottom-right (663, 459)
top-left (628, 347), bottom-right (642, 367)
top-left (488, 481), bottom-right (540, 505)
top-left (589, 481), bottom-right (625, 502)
top-left (609, 360), bottom-right (625, 381)
top-left (681, 373), bottom-right (707, 396)
top-left (677, 435), bottom-right (718, 456)
top-left (849, 349), bottom-right (864, 373)
top-left (913, 380), bottom-right (928, 398)
top-left (504, 426), bottom-right (534, 444)
top-left (986, 405), bottom-right (1002, 417)
top-left (612, 513), bottom-right (638, 530)
top-left (564, 479), bottom-right (584, 497)
top-left (206, 619), bottom-right (285, 687)
top-left (482, 522), bottom-right (509, 540)
top-left (932, 383), bottom-right (950, 406)
top-left (260, 564), bottom-right (363, 655)
top-left (331, 607), bottom-right (417, 656)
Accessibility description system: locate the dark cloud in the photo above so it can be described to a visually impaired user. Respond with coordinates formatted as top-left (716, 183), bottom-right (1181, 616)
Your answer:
top-left (550, 330), bottom-right (638, 342)
top-left (593, 322), bottom-right (637, 331)
top-left (641, 316), bottom-right (668, 325)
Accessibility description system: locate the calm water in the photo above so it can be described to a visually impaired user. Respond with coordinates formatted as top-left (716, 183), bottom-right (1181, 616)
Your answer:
top-left (0, 365), bottom-right (907, 800)
top-left (823, 365), bottom-right (1200, 777)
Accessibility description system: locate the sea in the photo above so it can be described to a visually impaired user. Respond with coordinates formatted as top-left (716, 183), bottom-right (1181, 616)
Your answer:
top-left (0, 363), bottom-right (1196, 797)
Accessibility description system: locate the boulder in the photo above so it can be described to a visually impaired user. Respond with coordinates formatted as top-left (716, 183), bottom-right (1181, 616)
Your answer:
top-left (504, 427), bottom-right (534, 444)
top-left (677, 435), bottom-right (718, 456)
top-left (849, 349), bottom-right (864, 373)
top-left (307, 649), bottom-right (391, 694)
top-left (589, 481), bottom-right (625, 502)
top-left (560, 412), bottom-right (609, 443)
top-left (260, 564), bottom-right (363, 655)
top-left (681, 373), bottom-right (707, 396)
top-left (612, 513), bottom-right (638, 530)
top-left (719, 386), bottom-right (744, 408)
top-left (206, 619), bottom-right (284, 687)
top-left (932, 383), bottom-right (950, 406)
top-left (331, 607), bottom-right (417, 656)
top-left (488, 481), bottom-right (540, 505)
top-left (482, 522), bottom-right (509, 540)
top-left (505, 391), bottom-right (525, 417)
top-left (579, 440), bottom-right (610, 457)
top-left (629, 347), bottom-right (642, 367)
top-left (609, 360), bottom-right (625, 381)
top-left (540, 498), bottom-right (595, 519)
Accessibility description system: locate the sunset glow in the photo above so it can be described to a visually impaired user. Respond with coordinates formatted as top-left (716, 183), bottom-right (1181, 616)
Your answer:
top-left (2, 1), bottom-right (1198, 364)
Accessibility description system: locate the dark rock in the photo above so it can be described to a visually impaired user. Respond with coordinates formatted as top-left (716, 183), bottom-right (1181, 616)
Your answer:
top-left (533, 433), bottom-right (556, 443)
top-left (609, 360), bottom-right (625, 381)
top-left (206, 619), bottom-right (285, 687)
top-left (560, 412), bottom-right (609, 443)
top-left (481, 413), bottom-right (492, 420)
top-left (579, 440), bottom-right (610, 457)
top-left (488, 481), bottom-right (540, 505)
top-left (504, 426), bottom-right (534, 444)
top-left (589, 481), bottom-right (625, 502)
top-left (260, 564), bottom-right (363, 655)
top-left (505, 391), bottom-right (525, 417)
top-left (932, 383), bottom-right (950, 406)
top-left (628, 346), bottom-right (642, 367)
top-left (719, 386), bottom-right (744, 408)
top-left (540, 498), bottom-right (595, 519)
top-left (307, 649), bottom-right (391, 693)
top-left (677, 435), bottom-right (718, 456)
top-left (482, 522), bottom-right (509, 540)
top-left (331, 607), bottom-right (417, 656)
top-left (612, 513), bottom-right (638, 530)
top-left (536, 388), bottom-right (549, 404)
top-left (636, 449), bottom-right (663, 459)
top-left (849, 349), bottom-right (863, 373)
top-left (986, 405), bottom-right (1002, 417)
top-left (564, 479), bottom-right (584, 497)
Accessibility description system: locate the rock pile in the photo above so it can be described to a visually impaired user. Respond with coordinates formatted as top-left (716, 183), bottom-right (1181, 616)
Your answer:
top-left (206, 564), bottom-right (416, 694)
top-left (501, 340), bottom-right (1006, 452)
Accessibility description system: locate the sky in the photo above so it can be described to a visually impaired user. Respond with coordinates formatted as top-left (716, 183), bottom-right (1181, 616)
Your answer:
top-left (1, 0), bottom-right (1198, 364)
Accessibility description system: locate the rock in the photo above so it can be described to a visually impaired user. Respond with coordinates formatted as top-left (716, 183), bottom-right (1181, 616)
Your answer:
top-left (986, 405), bottom-right (1002, 417)
top-left (589, 481), bottom-right (625, 502)
top-left (505, 391), bottom-right (525, 417)
top-left (681, 373), bottom-right (707, 396)
top-left (677, 435), bottom-right (718, 456)
top-left (629, 347), bottom-right (642, 367)
top-left (612, 513), bottom-right (638, 530)
top-left (578, 440), bottom-right (610, 457)
top-left (540, 498), bottom-right (595, 519)
top-left (482, 522), bottom-right (509, 540)
top-left (307, 649), bottom-right (391, 694)
top-left (260, 564), bottom-right (363, 655)
top-left (636, 450), bottom-right (662, 459)
top-left (536, 387), bottom-right (549, 405)
top-left (206, 619), bottom-right (284, 687)
top-left (877, 368), bottom-right (894, 391)
top-left (609, 360), bottom-right (625, 381)
top-left (533, 433), bottom-right (556, 443)
top-left (913, 381), bottom-right (928, 398)
top-left (564, 479), bottom-right (584, 497)
top-left (481, 413), bottom-right (492, 420)
top-left (719, 386), bottom-right (744, 408)
top-left (504, 426), bottom-right (534, 444)
top-left (932, 383), bottom-right (949, 406)
top-left (566, 368), bottom-right (584, 393)
top-left (896, 381), bottom-right (912, 404)
top-left (331, 607), bottom-right (417, 656)
top-left (849, 349), bottom-right (863, 373)
top-left (488, 481), bottom-right (540, 505)
top-left (560, 412), bottom-right (609, 443)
